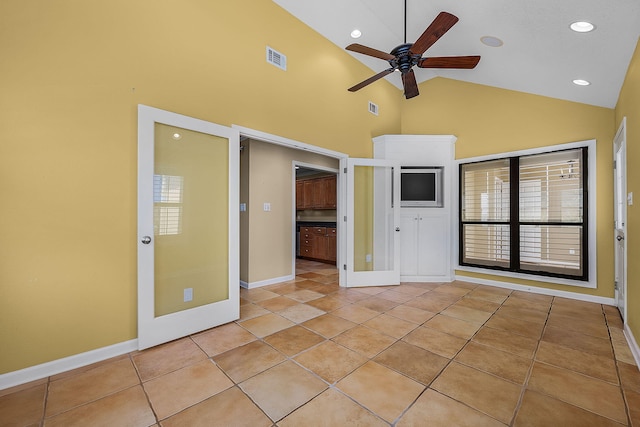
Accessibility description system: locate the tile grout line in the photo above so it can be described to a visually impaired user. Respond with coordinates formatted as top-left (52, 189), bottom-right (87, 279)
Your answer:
top-left (605, 307), bottom-right (633, 427)
top-left (39, 376), bottom-right (50, 427)
top-left (129, 351), bottom-right (160, 425)
top-left (507, 295), bottom-right (554, 426)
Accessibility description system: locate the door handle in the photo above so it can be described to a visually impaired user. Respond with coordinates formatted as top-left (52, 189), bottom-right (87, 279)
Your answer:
top-left (617, 235), bottom-right (624, 241)
top-left (395, 227), bottom-right (400, 232)
top-left (141, 236), bottom-right (152, 244)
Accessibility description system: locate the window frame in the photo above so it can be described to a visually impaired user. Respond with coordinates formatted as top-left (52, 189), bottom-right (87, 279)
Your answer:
top-left (454, 139), bottom-right (597, 289)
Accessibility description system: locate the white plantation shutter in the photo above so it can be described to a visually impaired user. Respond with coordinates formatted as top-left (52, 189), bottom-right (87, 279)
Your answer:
top-left (461, 159), bottom-right (510, 268)
top-left (519, 149), bottom-right (584, 277)
top-left (460, 148), bottom-right (586, 280)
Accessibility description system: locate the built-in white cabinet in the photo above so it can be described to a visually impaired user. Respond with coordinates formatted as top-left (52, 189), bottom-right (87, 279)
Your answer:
top-left (400, 211), bottom-right (450, 281)
top-left (373, 134), bottom-right (456, 282)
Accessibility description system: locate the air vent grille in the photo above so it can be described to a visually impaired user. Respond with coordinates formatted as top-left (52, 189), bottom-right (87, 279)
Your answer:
top-left (368, 101), bottom-right (379, 116)
top-left (266, 46), bottom-right (287, 71)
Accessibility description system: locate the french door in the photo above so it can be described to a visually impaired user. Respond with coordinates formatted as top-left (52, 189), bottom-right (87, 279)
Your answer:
top-left (137, 105), bottom-right (239, 350)
top-left (614, 118), bottom-right (627, 322)
top-left (343, 158), bottom-right (401, 287)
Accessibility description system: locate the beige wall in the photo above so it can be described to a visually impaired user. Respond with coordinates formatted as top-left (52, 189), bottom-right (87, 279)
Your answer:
top-left (240, 139), bottom-right (339, 285)
top-left (615, 37), bottom-right (640, 342)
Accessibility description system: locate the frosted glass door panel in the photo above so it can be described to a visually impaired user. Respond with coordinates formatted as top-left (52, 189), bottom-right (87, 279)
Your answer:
top-left (153, 123), bottom-right (229, 317)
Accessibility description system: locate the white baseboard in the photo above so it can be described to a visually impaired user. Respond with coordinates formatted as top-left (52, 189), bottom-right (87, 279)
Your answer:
top-left (240, 274), bottom-right (295, 289)
top-left (454, 274), bottom-right (616, 306)
top-left (624, 324), bottom-right (640, 367)
top-left (401, 275), bottom-right (454, 283)
top-left (0, 339), bottom-right (138, 391)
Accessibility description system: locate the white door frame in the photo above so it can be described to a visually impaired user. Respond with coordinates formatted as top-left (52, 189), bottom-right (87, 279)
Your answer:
top-left (613, 117), bottom-right (628, 323)
top-left (138, 105), bottom-right (240, 350)
top-left (232, 125), bottom-right (348, 286)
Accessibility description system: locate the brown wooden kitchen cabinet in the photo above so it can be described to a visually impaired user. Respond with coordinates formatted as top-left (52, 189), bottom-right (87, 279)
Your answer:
top-left (326, 227), bottom-right (337, 262)
top-left (296, 180), bottom-right (305, 210)
top-left (299, 226), bottom-right (336, 264)
top-left (296, 175), bottom-right (336, 210)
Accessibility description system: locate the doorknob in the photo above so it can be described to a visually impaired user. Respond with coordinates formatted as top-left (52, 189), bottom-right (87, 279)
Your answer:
top-left (395, 227), bottom-right (400, 232)
top-left (141, 236), bottom-right (152, 244)
top-left (617, 235), bottom-right (624, 241)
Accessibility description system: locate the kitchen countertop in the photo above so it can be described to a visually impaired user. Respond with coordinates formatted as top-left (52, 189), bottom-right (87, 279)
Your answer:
top-left (297, 221), bottom-right (337, 228)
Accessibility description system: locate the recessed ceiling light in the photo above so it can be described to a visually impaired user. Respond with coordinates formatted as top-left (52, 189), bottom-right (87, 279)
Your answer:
top-left (570, 21), bottom-right (595, 33)
top-left (573, 79), bottom-right (591, 86)
top-left (480, 36), bottom-right (503, 47)
top-left (350, 29), bottom-right (362, 39)
top-left (172, 133), bottom-right (182, 140)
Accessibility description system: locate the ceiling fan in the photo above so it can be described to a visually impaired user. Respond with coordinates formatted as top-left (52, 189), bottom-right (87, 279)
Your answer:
top-left (346, 4), bottom-right (480, 99)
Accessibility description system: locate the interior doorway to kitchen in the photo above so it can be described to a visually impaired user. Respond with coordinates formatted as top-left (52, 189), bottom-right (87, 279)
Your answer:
top-left (235, 125), bottom-right (344, 289)
top-left (294, 164), bottom-right (339, 270)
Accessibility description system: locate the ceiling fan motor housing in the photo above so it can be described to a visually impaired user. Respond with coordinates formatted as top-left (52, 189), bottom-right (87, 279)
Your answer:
top-left (389, 43), bottom-right (421, 73)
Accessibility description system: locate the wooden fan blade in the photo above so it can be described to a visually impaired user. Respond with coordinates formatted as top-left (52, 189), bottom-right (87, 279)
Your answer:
top-left (409, 11), bottom-right (459, 56)
top-left (401, 69), bottom-right (419, 99)
top-left (418, 55), bottom-right (481, 69)
top-left (348, 68), bottom-right (395, 92)
top-left (346, 43), bottom-right (395, 61)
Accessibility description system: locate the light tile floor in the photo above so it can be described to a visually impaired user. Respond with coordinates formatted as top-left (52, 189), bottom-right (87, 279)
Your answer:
top-left (2, 259), bottom-right (640, 426)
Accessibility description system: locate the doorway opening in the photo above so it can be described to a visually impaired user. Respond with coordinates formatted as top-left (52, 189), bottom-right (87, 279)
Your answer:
top-left (235, 127), bottom-right (345, 290)
top-left (295, 165), bottom-right (339, 268)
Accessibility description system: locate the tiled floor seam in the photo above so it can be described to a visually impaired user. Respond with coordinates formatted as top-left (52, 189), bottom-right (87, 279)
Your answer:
top-left (39, 376), bottom-right (51, 426)
top-left (401, 289), bottom-right (507, 426)
top-left (607, 311), bottom-right (634, 427)
top-left (129, 352), bottom-right (160, 425)
top-left (508, 297), bottom-right (553, 426)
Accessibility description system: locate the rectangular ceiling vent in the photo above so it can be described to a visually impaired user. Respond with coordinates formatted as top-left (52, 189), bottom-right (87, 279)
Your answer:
top-left (368, 101), bottom-right (379, 116)
top-left (266, 46), bottom-right (287, 71)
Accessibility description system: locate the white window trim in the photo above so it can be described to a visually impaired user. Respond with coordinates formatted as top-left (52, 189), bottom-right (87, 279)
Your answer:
top-left (453, 139), bottom-right (597, 289)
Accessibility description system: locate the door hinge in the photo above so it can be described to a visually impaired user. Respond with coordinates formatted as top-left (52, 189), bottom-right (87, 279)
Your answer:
top-left (614, 281), bottom-right (619, 291)
top-left (614, 160), bottom-right (617, 169)
top-left (344, 215), bottom-right (347, 222)
top-left (344, 167), bottom-right (347, 173)
top-left (343, 264), bottom-right (347, 271)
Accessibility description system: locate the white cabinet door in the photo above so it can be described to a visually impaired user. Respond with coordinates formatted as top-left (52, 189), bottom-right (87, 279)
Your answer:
top-left (399, 210), bottom-right (451, 281)
top-left (417, 214), bottom-right (449, 277)
top-left (400, 212), bottom-right (419, 276)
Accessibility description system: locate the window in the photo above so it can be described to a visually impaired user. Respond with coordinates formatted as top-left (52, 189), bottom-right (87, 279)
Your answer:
top-left (460, 148), bottom-right (587, 280)
top-left (153, 174), bottom-right (184, 235)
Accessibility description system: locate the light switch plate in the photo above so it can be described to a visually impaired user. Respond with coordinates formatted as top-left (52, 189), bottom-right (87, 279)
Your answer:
top-left (628, 192), bottom-right (634, 206)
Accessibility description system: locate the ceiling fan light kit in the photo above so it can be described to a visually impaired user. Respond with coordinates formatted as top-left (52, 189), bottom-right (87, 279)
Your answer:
top-left (345, 5), bottom-right (480, 99)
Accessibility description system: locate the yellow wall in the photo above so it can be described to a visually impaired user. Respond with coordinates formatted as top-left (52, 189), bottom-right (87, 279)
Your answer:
top-left (401, 78), bottom-right (616, 297)
top-left (615, 37), bottom-right (640, 341)
top-left (0, 0), bottom-right (401, 374)
top-left (0, 0), bottom-right (635, 376)
top-left (241, 139), bottom-right (338, 284)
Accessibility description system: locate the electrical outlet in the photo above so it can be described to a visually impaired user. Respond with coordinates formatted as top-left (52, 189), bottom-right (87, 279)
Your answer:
top-left (240, 203), bottom-right (246, 212)
top-left (365, 254), bottom-right (372, 263)
top-left (263, 202), bottom-right (271, 212)
top-left (184, 288), bottom-right (193, 302)
top-left (628, 192), bottom-right (634, 206)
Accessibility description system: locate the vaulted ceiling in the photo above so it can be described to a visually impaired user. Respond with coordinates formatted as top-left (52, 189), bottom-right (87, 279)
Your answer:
top-left (273, 0), bottom-right (640, 108)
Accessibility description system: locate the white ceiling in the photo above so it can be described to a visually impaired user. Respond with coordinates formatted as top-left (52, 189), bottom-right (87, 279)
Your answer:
top-left (273, 0), bottom-right (640, 108)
